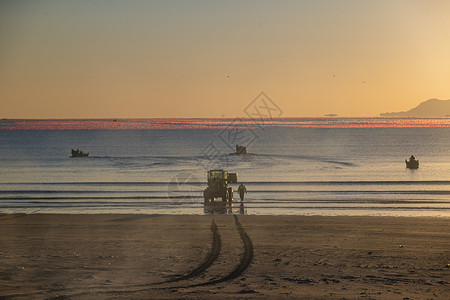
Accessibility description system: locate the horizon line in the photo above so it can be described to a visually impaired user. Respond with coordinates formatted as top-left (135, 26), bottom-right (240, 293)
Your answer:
top-left (2, 116), bottom-right (450, 121)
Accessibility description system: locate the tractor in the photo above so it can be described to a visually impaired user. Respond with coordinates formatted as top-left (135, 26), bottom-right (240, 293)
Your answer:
top-left (203, 169), bottom-right (237, 205)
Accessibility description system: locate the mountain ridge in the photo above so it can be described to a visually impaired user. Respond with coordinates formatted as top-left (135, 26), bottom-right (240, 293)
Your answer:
top-left (380, 99), bottom-right (450, 117)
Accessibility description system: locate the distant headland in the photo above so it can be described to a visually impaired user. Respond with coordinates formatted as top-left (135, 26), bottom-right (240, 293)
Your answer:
top-left (380, 98), bottom-right (450, 117)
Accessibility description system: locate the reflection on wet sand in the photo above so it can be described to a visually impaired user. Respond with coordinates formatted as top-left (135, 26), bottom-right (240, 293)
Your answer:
top-left (204, 202), bottom-right (246, 215)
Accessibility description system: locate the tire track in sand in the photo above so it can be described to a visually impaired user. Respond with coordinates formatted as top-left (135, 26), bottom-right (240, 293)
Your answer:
top-left (184, 214), bottom-right (253, 287)
top-left (50, 215), bottom-right (252, 298)
top-left (43, 218), bottom-right (222, 299)
top-left (156, 218), bottom-right (222, 284)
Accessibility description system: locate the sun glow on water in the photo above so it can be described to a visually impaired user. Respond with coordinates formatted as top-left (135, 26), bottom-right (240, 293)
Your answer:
top-left (1, 118), bottom-right (449, 130)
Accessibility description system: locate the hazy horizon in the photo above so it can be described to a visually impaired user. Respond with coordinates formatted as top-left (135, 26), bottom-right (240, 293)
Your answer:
top-left (1, 1), bottom-right (450, 118)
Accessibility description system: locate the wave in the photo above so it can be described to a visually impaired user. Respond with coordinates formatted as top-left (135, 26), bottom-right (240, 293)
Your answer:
top-left (0, 202), bottom-right (198, 209)
top-left (0, 195), bottom-right (196, 200)
top-left (232, 199), bottom-right (450, 204)
top-left (93, 155), bottom-right (204, 160)
top-left (247, 190), bottom-right (450, 195)
top-left (1, 203), bottom-right (448, 211)
top-left (82, 153), bottom-right (356, 168)
top-left (1, 180), bottom-right (449, 186)
top-left (2, 189), bottom-right (449, 195)
top-left (0, 190), bottom-right (156, 194)
top-left (2, 197), bottom-right (449, 204)
top-left (230, 206), bottom-right (450, 211)
top-left (241, 153), bottom-right (356, 166)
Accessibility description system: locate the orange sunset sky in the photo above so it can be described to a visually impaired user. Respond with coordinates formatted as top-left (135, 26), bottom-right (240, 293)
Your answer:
top-left (1, 0), bottom-right (450, 118)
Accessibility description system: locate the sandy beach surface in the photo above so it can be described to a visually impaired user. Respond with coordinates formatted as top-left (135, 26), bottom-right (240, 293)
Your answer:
top-left (0, 214), bottom-right (449, 299)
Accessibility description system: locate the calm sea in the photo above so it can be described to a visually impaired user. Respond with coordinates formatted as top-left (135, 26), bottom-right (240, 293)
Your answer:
top-left (1, 118), bottom-right (449, 216)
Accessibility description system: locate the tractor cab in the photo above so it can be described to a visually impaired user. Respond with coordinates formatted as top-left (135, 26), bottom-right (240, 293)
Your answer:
top-left (208, 169), bottom-right (226, 182)
top-left (207, 169), bottom-right (237, 183)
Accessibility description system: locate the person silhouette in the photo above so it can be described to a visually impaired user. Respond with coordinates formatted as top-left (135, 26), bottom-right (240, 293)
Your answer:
top-left (238, 183), bottom-right (247, 201)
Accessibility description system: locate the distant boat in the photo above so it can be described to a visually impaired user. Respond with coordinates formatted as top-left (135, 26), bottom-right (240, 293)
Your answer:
top-left (405, 156), bottom-right (419, 169)
top-left (235, 145), bottom-right (247, 155)
top-left (71, 149), bottom-right (89, 157)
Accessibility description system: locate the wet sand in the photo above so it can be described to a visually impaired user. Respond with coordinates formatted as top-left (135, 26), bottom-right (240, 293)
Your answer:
top-left (0, 214), bottom-right (449, 299)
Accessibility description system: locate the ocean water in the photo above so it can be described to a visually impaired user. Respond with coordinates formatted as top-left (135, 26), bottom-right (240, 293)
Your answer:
top-left (1, 119), bottom-right (449, 216)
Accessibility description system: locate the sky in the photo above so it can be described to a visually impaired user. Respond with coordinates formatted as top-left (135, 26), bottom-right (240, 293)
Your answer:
top-left (1, 0), bottom-right (450, 118)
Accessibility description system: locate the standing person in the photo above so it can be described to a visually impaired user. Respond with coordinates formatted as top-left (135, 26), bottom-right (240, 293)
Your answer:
top-left (238, 183), bottom-right (247, 201)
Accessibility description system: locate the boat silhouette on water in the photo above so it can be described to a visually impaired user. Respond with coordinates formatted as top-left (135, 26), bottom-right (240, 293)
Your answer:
top-left (235, 145), bottom-right (247, 155)
top-left (405, 155), bottom-right (419, 169)
top-left (71, 149), bottom-right (89, 157)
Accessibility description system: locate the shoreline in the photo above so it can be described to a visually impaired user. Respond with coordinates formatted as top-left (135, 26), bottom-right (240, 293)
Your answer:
top-left (1, 212), bottom-right (450, 218)
top-left (1, 214), bottom-right (449, 299)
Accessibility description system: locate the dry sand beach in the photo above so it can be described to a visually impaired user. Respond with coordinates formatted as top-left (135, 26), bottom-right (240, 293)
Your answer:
top-left (0, 214), bottom-right (449, 299)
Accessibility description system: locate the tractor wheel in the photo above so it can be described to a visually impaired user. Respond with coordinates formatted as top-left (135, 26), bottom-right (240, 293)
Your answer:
top-left (227, 187), bottom-right (233, 202)
top-left (204, 189), bottom-right (211, 205)
top-left (222, 189), bottom-right (228, 203)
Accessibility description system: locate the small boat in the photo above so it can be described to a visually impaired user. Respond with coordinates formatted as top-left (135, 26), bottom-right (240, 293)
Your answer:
top-left (71, 149), bottom-right (89, 157)
top-left (235, 145), bottom-right (247, 155)
top-left (405, 155), bottom-right (419, 169)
